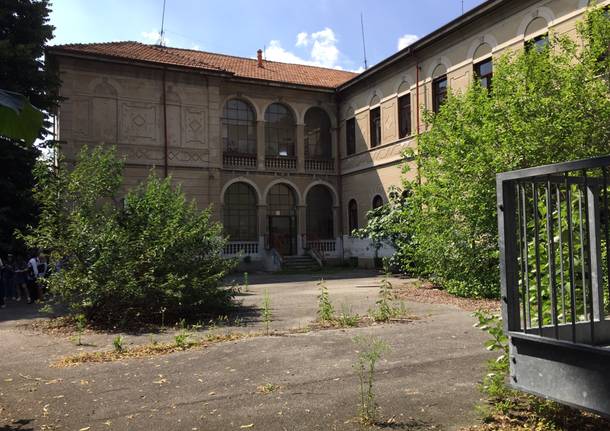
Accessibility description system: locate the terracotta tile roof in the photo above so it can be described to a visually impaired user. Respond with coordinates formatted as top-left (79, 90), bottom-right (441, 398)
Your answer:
top-left (50, 41), bottom-right (358, 89)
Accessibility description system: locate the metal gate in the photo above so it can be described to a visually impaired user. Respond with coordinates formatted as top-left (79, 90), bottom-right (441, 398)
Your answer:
top-left (497, 155), bottom-right (610, 416)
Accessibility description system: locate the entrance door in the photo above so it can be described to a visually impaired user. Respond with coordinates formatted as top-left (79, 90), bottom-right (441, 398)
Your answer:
top-left (269, 216), bottom-right (295, 256)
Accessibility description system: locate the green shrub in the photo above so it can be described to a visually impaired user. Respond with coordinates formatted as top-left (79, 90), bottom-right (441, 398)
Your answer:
top-left (359, 7), bottom-right (610, 298)
top-left (22, 146), bottom-right (235, 325)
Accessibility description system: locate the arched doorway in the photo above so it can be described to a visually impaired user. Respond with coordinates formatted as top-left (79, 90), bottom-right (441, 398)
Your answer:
top-left (306, 185), bottom-right (334, 241)
top-left (267, 183), bottom-right (297, 255)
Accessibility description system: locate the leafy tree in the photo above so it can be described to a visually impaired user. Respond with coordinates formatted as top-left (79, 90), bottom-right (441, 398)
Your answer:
top-left (366, 7), bottom-right (610, 298)
top-left (0, 0), bottom-right (60, 254)
top-left (23, 146), bottom-right (235, 325)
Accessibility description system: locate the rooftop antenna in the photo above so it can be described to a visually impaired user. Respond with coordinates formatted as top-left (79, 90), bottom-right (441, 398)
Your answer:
top-left (461, 0), bottom-right (464, 14)
top-left (158, 0), bottom-right (167, 46)
top-left (360, 12), bottom-right (368, 70)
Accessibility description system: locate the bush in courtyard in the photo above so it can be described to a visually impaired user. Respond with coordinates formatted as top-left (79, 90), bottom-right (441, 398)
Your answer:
top-left (22, 146), bottom-right (235, 325)
top-left (364, 7), bottom-right (610, 298)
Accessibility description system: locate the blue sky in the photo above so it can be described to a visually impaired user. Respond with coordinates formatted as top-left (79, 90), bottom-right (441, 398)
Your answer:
top-left (49, 0), bottom-right (486, 71)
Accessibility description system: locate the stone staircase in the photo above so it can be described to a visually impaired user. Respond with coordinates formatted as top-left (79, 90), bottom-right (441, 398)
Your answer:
top-left (282, 254), bottom-right (321, 271)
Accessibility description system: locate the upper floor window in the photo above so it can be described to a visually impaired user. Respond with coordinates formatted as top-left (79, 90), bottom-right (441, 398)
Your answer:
top-left (398, 94), bottom-right (412, 138)
top-left (265, 103), bottom-right (295, 157)
top-left (304, 107), bottom-right (332, 159)
top-left (372, 195), bottom-right (383, 209)
top-left (369, 107), bottom-right (381, 148)
top-left (222, 99), bottom-right (257, 155)
top-left (526, 34), bottom-right (549, 53)
top-left (346, 118), bottom-right (356, 156)
top-left (432, 75), bottom-right (448, 114)
top-left (474, 58), bottom-right (493, 90)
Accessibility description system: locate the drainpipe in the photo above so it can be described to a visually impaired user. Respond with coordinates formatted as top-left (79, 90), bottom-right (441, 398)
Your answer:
top-left (335, 96), bottom-right (345, 263)
top-left (162, 67), bottom-right (169, 178)
top-left (415, 55), bottom-right (422, 186)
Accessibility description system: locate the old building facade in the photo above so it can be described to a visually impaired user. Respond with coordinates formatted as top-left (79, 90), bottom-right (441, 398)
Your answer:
top-left (48, 0), bottom-right (605, 269)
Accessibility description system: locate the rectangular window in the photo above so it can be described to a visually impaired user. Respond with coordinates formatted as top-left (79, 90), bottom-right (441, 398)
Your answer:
top-left (369, 107), bottom-right (381, 148)
top-left (432, 76), bottom-right (448, 114)
top-left (346, 117), bottom-right (356, 155)
top-left (398, 94), bottom-right (412, 138)
top-left (474, 58), bottom-right (493, 90)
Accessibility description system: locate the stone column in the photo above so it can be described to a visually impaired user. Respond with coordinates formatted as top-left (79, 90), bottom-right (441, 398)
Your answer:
top-left (258, 204), bottom-right (268, 250)
top-left (297, 204), bottom-right (307, 255)
top-left (296, 124), bottom-right (305, 173)
top-left (257, 120), bottom-right (265, 170)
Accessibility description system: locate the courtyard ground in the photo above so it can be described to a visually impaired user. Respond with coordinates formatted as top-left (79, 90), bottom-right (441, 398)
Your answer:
top-left (0, 270), bottom-right (496, 430)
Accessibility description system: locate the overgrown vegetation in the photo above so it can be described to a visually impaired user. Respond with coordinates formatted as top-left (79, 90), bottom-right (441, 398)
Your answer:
top-left (22, 146), bottom-right (235, 326)
top-left (472, 311), bottom-right (610, 430)
top-left (360, 7), bottom-right (610, 299)
top-left (317, 280), bottom-right (335, 322)
top-left (262, 289), bottom-right (272, 335)
top-left (353, 335), bottom-right (390, 425)
top-left (369, 272), bottom-right (407, 322)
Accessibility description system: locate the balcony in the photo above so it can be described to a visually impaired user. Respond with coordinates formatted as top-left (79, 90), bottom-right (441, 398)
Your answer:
top-left (265, 156), bottom-right (296, 170)
top-left (223, 153), bottom-right (257, 169)
top-left (305, 158), bottom-right (335, 172)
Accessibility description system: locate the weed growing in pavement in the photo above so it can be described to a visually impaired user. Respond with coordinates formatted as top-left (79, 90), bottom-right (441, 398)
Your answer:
top-left (175, 330), bottom-right (191, 349)
top-left (257, 383), bottom-right (280, 394)
top-left (243, 272), bottom-right (249, 292)
top-left (353, 335), bottom-right (390, 425)
top-left (317, 280), bottom-right (335, 322)
top-left (73, 313), bottom-right (86, 346)
top-left (337, 304), bottom-right (359, 327)
top-left (369, 272), bottom-right (407, 322)
top-left (262, 289), bottom-right (272, 335)
top-left (113, 335), bottom-right (124, 353)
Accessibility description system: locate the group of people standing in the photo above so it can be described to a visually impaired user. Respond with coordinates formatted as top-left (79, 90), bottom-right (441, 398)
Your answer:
top-left (0, 250), bottom-right (49, 309)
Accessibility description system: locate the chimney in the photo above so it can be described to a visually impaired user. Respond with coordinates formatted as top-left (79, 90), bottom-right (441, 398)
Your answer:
top-left (257, 49), bottom-right (263, 68)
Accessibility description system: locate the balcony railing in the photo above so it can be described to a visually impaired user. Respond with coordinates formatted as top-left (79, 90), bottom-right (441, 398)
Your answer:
top-left (307, 239), bottom-right (336, 253)
top-left (223, 241), bottom-right (259, 257)
top-left (223, 153), bottom-right (257, 169)
top-left (265, 156), bottom-right (296, 170)
top-left (305, 158), bottom-right (335, 172)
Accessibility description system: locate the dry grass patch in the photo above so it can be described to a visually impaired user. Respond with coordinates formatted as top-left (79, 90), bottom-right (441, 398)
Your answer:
top-left (395, 280), bottom-right (500, 312)
top-left (52, 332), bottom-right (251, 367)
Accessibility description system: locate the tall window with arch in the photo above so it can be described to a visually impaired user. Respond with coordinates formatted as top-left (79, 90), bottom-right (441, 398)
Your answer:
top-left (222, 99), bottom-right (257, 155)
top-left (348, 199), bottom-right (359, 233)
top-left (306, 185), bottom-right (334, 240)
top-left (223, 182), bottom-right (258, 241)
top-left (265, 103), bottom-right (295, 157)
top-left (304, 107), bottom-right (332, 159)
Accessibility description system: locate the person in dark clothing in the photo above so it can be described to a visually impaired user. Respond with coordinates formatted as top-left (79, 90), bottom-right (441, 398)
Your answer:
top-left (14, 256), bottom-right (32, 304)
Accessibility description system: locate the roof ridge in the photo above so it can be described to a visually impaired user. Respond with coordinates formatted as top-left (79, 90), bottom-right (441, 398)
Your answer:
top-left (161, 45), bottom-right (357, 75)
top-left (147, 44), bottom-right (227, 72)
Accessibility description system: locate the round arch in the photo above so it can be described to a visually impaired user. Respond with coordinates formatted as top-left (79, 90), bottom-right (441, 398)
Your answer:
top-left (220, 177), bottom-right (262, 205)
top-left (517, 7), bottom-right (555, 38)
top-left (261, 100), bottom-right (298, 123)
top-left (467, 34), bottom-right (499, 59)
top-left (397, 74), bottom-right (414, 95)
top-left (263, 179), bottom-right (303, 206)
top-left (427, 56), bottom-right (452, 79)
top-left (299, 104), bottom-right (337, 128)
top-left (220, 94), bottom-right (260, 120)
top-left (88, 77), bottom-right (122, 96)
top-left (304, 180), bottom-right (339, 207)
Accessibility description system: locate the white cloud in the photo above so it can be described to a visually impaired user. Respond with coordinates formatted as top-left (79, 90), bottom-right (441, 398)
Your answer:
top-left (397, 34), bottom-right (418, 51)
top-left (141, 29), bottom-right (169, 45)
top-left (296, 32), bottom-right (309, 47)
top-left (266, 27), bottom-right (344, 69)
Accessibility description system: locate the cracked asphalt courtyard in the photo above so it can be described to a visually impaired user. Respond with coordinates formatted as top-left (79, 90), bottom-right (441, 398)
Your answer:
top-left (0, 270), bottom-right (494, 430)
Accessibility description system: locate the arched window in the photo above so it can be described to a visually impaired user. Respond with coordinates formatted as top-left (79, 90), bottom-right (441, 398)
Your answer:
top-left (222, 99), bottom-right (256, 155)
top-left (223, 182), bottom-right (258, 241)
top-left (267, 183), bottom-right (297, 216)
top-left (348, 199), bottom-right (359, 233)
top-left (304, 107), bottom-right (332, 159)
top-left (306, 185), bottom-right (334, 240)
top-left (372, 195), bottom-right (383, 209)
top-left (265, 103), bottom-right (295, 157)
